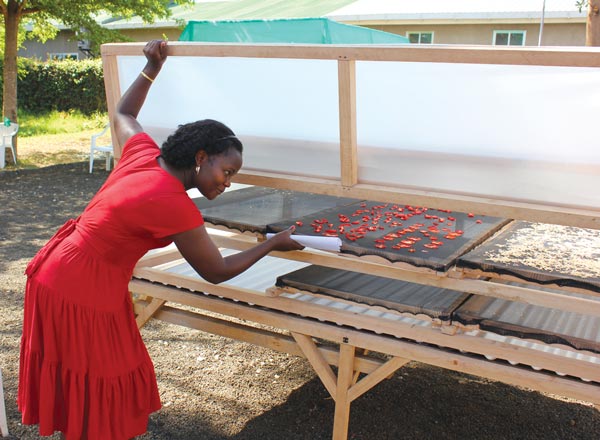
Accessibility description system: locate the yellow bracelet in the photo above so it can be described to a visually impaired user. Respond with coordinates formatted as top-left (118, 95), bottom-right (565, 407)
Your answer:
top-left (140, 71), bottom-right (154, 83)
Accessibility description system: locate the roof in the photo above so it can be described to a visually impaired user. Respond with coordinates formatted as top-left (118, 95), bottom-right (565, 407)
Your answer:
top-left (104, 0), bottom-right (357, 29)
top-left (103, 0), bottom-right (587, 30)
top-left (326, 0), bottom-right (586, 23)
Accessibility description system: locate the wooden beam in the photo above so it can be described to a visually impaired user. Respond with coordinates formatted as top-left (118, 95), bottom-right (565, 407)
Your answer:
top-left (347, 356), bottom-right (409, 402)
top-left (136, 302), bottom-right (386, 374)
top-left (292, 332), bottom-right (338, 398)
top-left (338, 59), bottom-right (358, 187)
top-left (136, 247), bottom-right (182, 268)
top-left (101, 42), bottom-right (600, 68)
top-left (232, 171), bottom-right (600, 230)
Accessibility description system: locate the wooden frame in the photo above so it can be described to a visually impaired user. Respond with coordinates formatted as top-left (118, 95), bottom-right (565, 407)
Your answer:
top-left (101, 42), bottom-right (600, 229)
top-left (130, 235), bottom-right (600, 439)
top-left (100, 42), bottom-right (600, 439)
top-left (129, 259), bottom-right (600, 440)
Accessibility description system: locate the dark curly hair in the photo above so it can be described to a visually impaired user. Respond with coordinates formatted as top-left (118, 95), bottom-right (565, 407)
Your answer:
top-left (160, 119), bottom-right (243, 169)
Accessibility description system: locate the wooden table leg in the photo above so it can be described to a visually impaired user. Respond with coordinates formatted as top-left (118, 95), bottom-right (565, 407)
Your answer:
top-left (135, 297), bottom-right (166, 328)
top-left (333, 343), bottom-right (355, 440)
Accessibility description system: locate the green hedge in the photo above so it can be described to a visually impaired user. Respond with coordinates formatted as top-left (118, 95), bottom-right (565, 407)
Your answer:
top-left (8, 58), bottom-right (107, 115)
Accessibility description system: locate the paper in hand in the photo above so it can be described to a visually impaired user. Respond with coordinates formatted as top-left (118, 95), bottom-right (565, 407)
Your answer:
top-left (266, 233), bottom-right (342, 252)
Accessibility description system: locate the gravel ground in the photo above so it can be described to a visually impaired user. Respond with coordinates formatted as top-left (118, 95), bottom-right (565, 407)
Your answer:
top-left (1, 161), bottom-right (599, 440)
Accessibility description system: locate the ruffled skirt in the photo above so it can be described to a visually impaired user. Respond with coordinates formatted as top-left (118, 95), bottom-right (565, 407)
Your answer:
top-left (18, 224), bottom-right (161, 440)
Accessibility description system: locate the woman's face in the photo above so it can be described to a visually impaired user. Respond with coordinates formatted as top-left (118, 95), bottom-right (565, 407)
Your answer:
top-left (195, 148), bottom-right (243, 200)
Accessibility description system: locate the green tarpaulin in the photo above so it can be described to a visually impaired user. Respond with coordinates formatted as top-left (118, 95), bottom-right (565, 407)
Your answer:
top-left (179, 18), bottom-right (409, 44)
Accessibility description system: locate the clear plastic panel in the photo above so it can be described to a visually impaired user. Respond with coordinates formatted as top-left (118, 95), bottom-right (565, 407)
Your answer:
top-left (355, 61), bottom-right (600, 209)
top-left (117, 55), bottom-right (341, 178)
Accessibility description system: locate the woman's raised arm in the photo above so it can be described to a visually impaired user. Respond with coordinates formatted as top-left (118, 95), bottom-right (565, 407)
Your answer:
top-left (113, 39), bottom-right (168, 147)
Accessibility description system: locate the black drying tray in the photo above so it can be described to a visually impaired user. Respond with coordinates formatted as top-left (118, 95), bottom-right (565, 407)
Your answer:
top-left (268, 200), bottom-right (509, 271)
top-left (276, 265), bottom-right (470, 321)
top-left (458, 221), bottom-right (600, 293)
top-left (454, 288), bottom-right (600, 354)
top-left (193, 186), bottom-right (359, 234)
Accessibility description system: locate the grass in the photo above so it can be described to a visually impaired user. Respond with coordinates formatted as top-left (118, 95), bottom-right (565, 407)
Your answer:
top-left (2, 110), bottom-right (111, 169)
top-left (17, 110), bottom-right (108, 137)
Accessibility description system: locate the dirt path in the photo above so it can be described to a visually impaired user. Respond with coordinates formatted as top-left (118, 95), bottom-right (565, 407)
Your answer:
top-left (1, 161), bottom-right (599, 439)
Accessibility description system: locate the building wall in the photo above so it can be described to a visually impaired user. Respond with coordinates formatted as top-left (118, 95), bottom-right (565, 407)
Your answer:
top-left (18, 28), bottom-right (183, 60)
top-left (365, 22), bottom-right (586, 46)
top-left (19, 31), bottom-right (83, 60)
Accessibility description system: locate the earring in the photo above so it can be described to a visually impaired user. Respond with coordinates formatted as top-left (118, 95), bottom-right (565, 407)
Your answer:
top-left (195, 165), bottom-right (201, 175)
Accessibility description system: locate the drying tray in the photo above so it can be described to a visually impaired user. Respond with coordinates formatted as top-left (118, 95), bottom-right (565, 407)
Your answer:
top-left (274, 264), bottom-right (469, 322)
top-left (193, 186), bottom-right (359, 234)
top-left (458, 221), bottom-right (600, 292)
top-left (275, 265), bottom-right (600, 355)
top-left (268, 200), bottom-right (509, 271)
top-left (454, 285), bottom-right (600, 354)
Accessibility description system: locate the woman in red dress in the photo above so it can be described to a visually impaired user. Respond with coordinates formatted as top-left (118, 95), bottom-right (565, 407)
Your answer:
top-left (18, 39), bottom-right (303, 439)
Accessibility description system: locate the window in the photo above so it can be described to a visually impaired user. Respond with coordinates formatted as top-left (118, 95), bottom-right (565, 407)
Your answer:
top-left (49, 53), bottom-right (79, 61)
top-left (407, 32), bottom-right (433, 44)
top-left (493, 31), bottom-right (526, 46)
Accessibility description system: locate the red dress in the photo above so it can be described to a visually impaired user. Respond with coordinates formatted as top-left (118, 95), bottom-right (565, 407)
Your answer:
top-left (18, 133), bottom-right (204, 440)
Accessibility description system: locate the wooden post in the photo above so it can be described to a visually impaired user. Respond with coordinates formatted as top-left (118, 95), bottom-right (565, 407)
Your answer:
top-left (338, 59), bottom-right (358, 187)
top-left (587, 0), bottom-right (600, 46)
top-left (101, 54), bottom-right (123, 161)
top-left (333, 343), bottom-right (355, 440)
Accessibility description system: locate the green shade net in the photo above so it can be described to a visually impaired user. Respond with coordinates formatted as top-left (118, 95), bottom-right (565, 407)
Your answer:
top-left (179, 18), bottom-right (409, 44)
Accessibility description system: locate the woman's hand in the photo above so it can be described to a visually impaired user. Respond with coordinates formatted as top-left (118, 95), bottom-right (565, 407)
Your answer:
top-left (114, 39), bottom-right (168, 145)
top-left (143, 39), bottom-right (168, 73)
top-left (267, 226), bottom-right (305, 252)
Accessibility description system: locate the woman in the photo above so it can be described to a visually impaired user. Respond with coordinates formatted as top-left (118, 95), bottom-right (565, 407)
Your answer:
top-left (18, 39), bottom-right (303, 440)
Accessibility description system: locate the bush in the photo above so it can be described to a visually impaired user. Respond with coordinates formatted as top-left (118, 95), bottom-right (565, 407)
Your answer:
top-left (9, 58), bottom-right (107, 115)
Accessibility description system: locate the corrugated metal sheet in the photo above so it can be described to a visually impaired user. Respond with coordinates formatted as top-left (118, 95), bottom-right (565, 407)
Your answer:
top-left (150, 246), bottom-right (600, 381)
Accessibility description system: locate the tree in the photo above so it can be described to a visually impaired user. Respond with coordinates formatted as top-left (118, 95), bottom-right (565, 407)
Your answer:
top-left (577, 0), bottom-right (600, 45)
top-left (0, 0), bottom-right (192, 159)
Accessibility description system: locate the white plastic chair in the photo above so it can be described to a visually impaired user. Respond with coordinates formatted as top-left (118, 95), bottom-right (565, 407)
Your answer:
top-left (0, 122), bottom-right (18, 167)
top-left (0, 368), bottom-right (8, 437)
top-left (89, 123), bottom-right (113, 173)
